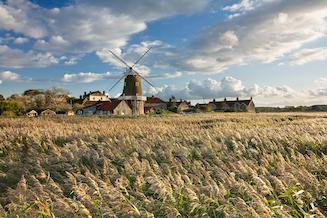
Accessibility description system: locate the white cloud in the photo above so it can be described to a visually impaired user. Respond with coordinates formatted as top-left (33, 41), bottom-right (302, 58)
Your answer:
top-left (62, 72), bottom-right (119, 83)
top-left (146, 76), bottom-right (297, 100)
top-left (14, 37), bottom-right (29, 44)
top-left (179, 0), bottom-right (327, 73)
top-left (0, 0), bottom-right (209, 56)
top-left (315, 77), bottom-right (327, 84)
top-left (145, 76), bottom-right (327, 106)
top-left (290, 47), bottom-right (327, 65)
top-left (223, 0), bottom-right (257, 13)
top-left (0, 45), bottom-right (58, 68)
top-left (0, 71), bottom-right (21, 83)
top-left (0, 71), bottom-right (20, 81)
top-left (309, 88), bottom-right (327, 97)
top-left (63, 69), bottom-right (183, 84)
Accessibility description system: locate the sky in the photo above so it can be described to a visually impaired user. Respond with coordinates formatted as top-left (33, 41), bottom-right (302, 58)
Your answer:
top-left (0, 0), bottom-right (327, 106)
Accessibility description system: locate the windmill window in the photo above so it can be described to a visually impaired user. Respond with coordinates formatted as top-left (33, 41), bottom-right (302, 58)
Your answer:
top-left (124, 81), bottom-right (126, 87)
top-left (136, 82), bottom-right (139, 87)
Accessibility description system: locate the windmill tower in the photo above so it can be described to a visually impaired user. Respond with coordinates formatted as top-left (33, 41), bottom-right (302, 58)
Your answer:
top-left (107, 48), bottom-right (155, 116)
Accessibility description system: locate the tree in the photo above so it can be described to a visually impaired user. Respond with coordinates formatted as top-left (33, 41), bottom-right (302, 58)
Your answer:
top-left (0, 100), bottom-right (23, 116)
top-left (0, 94), bottom-right (4, 101)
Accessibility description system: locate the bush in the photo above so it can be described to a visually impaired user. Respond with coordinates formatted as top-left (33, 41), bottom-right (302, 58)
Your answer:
top-left (0, 100), bottom-right (23, 116)
top-left (1, 111), bottom-right (17, 118)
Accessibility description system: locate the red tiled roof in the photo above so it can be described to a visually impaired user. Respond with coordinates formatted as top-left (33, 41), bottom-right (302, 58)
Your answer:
top-left (96, 100), bottom-right (132, 111)
top-left (146, 97), bottom-right (166, 104)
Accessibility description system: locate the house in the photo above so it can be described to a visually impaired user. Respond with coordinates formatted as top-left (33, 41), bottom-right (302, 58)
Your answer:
top-left (145, 96), bottom-right (167, 110)
top-left (66, 110), bottom-right (75, 116)
top-left (195, 103), bottom-right (214, 112)
top-left (96, 100), bottom-right (133, 116)
top-left (209, 97), bottom-right (255, 112)
top-left (76, 102), bottom-right (101, 115)
top-left (74, 91), bottom-right (110, 106)
top-left (40, 109), bottom-right (56, 116)
top-left (83, 91), bottom-right (110, 102)
top-left (26, 110), bottom-right (38, 117)
top-left (167, 98), bottom-right (191, 113)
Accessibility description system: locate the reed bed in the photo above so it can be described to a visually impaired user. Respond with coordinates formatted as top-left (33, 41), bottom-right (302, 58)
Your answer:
top-left (0, 113), bottom-right (326, 217)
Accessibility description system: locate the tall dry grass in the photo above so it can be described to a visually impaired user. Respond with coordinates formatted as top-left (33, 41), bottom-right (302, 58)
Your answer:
top-left (0, 113), bottom-right (326, 217)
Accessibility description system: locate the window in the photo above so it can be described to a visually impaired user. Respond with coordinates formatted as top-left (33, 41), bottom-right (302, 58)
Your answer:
top-left (136, 81), bottom-right (139, 87)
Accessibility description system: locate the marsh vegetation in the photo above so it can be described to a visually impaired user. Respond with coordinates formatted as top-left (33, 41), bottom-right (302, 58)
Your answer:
top-left (0, 113), bottom-right (326, 217)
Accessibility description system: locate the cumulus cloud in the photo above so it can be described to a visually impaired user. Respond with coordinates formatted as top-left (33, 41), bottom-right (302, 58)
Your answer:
top-left (77, 0), bottom-right (209, 21)
top-left (145, 76), bottom-right (297, 100)
top-left (178, 0), bottom-right (327, 73)
top-left (62, 72), bottom-right (119, 83)
top-left (96, 40), bottom-right (173, 69)
top-left (63, 69), bottom-right (183, 84)
top-left (315, 77), bottom-right (327, 84)
top-left (309, 88), bottom-right (327, 97)
top-left (0, 0), bottom-right (209, 55)
top-left (14, 37), bottom-right (29, 44)
top-left (0, 71), bottom-right (21, 83)
top-left (290, 47), bottom-right (327, 65)
top-left (0, 45), bottom-right (58, 68)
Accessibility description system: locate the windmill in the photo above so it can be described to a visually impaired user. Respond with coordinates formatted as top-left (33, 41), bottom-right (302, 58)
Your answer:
top-left (106, 48), bottom-right (155, 115)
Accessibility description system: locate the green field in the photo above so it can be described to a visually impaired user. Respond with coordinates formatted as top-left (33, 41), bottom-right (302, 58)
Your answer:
top-left (0, 113), bottom-right (326, 217)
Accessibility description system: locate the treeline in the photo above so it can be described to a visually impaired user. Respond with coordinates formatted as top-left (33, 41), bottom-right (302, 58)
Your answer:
top-left (256, 105), bottom-right (327, 112)
top-left (0, 88), bottom-right (80, 117)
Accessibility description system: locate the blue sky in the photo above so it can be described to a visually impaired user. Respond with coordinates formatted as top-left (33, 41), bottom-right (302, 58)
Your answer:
top-left (0, 0), bottom-right (327, 106)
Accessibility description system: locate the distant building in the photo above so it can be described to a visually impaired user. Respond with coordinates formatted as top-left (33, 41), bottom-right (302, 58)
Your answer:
top-left (145, 96), bottom-right (167, 111)
top-left (209, 97), bottom-right (255, 112)
top-left (96, 100), bottom-right (132, 116)
top-left (77, 100), bottom-right (133, 116)
top-left (40, 109), bottom-right (56, 116)
top-left (74, 91), bottom-right (110, 107)
top-left (26, 110), bottom-right (38, 117)
top-left (84, 91), bottom-right (109, 101)
top-left (66, 110), bottom-right (75, 116)
top-left (76, 103), bottom-right (101, 115)
top-left (195, 103), bottom-right (214, 112)
top-left (167, 98), bottom-right (191, 113)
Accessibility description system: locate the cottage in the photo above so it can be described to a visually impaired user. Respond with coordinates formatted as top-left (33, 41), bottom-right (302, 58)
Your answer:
top-left (167, 98), bottom-right (191, 113)
top-left (66, 110), bottom-right (75, 116)
top-left (40, 109), bottom-right (56, 116)
top-left (74, 91), bottom-right (110, 107)
top-left (209, 97), bottom-right (255, 112)
top-left (26, 110), bottom-right (38, 117)
top-left (196, 103), bottom-right (214, 112)
top-left (76, 103), bottom-right (101, 115)
top-left (145, 96), bottom-right (167, 110)
top-left (96, 100), bottom-right (132, 116)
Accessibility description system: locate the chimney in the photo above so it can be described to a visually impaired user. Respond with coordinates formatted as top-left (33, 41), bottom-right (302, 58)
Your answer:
top-left (236, 97), bottom-right (239, 101)
top-left (250, 96), bottom-right (253, 100)
top-left (213, 98), bottom-right (216, 102)
top-left (79, 95), bottom-right (82, 100)
top-left (224, 97), bottom-right (227, 102)
top-left (103, 91), bottom-right (105, 95)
